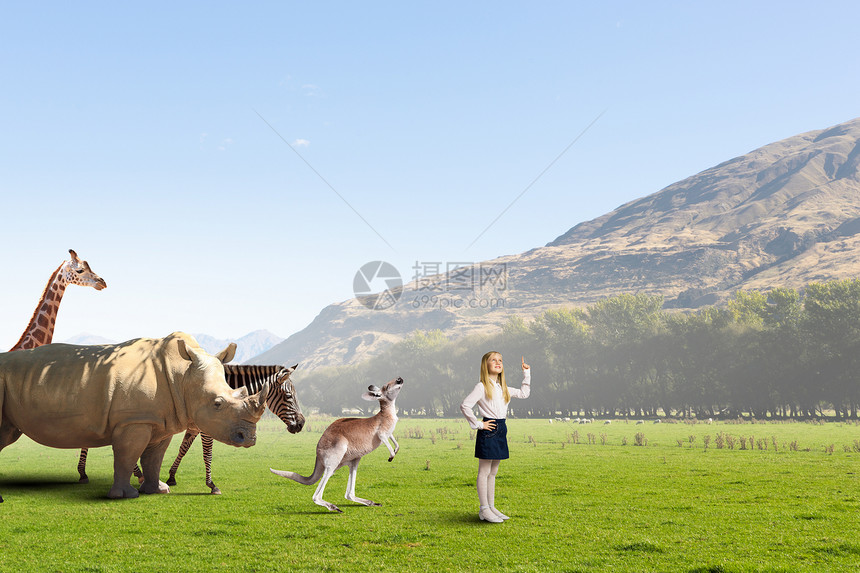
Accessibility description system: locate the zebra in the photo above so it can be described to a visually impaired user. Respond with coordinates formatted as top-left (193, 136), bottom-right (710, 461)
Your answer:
top-left (76, 363), bottom-right (305, 494)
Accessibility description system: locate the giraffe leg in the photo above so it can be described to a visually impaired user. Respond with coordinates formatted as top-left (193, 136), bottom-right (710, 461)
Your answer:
top-left (77, 449), bottom-right (90, 483)
top-left (201, 434), bottom-right (220, 494)
top-left (166, 430), bottom-right (198, 487)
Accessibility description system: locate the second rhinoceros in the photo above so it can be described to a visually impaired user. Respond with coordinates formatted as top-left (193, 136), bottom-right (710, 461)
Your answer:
top-left (0, 331), bottom-right (268, 501)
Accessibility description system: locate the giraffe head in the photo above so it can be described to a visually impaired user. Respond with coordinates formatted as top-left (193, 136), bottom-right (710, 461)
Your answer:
top-left (62, 249), bottom-right (107, 290)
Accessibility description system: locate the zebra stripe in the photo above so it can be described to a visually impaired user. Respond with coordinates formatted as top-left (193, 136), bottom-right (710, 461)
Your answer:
top-left (163, 363), bottom-right (304, 494)
top-left (78, 363), bottom-right (305, 493)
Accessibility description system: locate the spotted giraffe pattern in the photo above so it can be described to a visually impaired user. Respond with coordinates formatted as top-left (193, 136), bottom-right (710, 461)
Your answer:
top-left (10, 249), bottom-right (107, 351)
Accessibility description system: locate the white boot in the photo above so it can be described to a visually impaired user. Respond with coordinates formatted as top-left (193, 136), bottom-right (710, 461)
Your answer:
top-left (479, 506), bottom-right (503, 523)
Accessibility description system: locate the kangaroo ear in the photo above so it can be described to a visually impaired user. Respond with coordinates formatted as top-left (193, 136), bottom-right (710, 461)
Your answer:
top-left (361, 386), bottom-right (382, 401)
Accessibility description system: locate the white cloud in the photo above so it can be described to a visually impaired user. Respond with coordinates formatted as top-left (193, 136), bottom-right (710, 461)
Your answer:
top-left (292, 139), bottom-right (310, 148)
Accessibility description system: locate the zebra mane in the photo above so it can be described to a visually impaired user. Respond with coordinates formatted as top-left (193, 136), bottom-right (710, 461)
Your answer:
top-left (223, 364), bottom-right (290, 394)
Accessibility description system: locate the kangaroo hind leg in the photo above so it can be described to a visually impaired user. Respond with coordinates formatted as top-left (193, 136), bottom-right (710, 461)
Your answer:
top-left (345, 459), bottom-right (380, 507)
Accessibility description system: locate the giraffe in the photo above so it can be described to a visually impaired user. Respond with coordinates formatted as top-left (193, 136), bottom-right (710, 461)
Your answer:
top-left (10, 249), bottom-right (107, 351)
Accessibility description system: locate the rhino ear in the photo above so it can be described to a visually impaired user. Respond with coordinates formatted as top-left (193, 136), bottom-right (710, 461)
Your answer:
top-left (177, 339), bottom-right (204, 366)
top-left (215, 343), bottom-right (237, 364)
top-left (177, 339), bottom-right (191, 361)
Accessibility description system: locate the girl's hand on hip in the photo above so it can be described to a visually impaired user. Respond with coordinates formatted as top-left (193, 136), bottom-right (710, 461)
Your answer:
top-left (482, 420), bottom-right (496, 431)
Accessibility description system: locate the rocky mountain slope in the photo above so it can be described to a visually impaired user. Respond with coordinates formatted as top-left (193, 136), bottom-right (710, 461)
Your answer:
top-left (63, 330), bottom-right (283, 365)
top-left (193, 330), bottom-right (284, 364)
top-left (253, 118), bottom-right (860, 370)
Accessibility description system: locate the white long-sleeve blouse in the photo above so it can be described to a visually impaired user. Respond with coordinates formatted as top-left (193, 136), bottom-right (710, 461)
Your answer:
top-left (460, 370), bottom-right (531, 430)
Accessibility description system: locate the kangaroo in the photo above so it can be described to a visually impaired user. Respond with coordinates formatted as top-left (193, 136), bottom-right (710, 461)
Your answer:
top-left (270, 376), bottom-right (403, 513)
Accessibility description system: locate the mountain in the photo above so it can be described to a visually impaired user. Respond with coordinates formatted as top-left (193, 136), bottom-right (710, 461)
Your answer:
top-left (62, 333), bottom-right (116, 345)
top-left (192, 330), bottom-right (284, 364)
top-left (254, 117), bottom-right (860, 370)
top-left (61, 330), bottom-right (283, 363)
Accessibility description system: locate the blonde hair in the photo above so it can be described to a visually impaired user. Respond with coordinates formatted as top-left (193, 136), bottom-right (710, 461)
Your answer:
top-left (479, 351), bottom-right (510, 403)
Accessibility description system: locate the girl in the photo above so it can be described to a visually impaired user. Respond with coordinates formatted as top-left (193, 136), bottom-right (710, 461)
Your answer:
top-left (460, 351), bottom-right (531, 523)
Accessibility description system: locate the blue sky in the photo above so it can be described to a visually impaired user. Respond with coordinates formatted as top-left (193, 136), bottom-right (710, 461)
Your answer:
top-left (2, 1), bottom-right (859, 348)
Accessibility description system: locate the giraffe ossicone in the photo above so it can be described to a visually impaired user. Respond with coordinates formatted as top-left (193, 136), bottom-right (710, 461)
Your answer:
top-left (10, 249), bottom-right (107, 351)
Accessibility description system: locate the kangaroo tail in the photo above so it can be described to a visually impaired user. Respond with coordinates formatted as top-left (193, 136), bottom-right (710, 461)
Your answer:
top-left (270, 456), bottom-right (325, 485)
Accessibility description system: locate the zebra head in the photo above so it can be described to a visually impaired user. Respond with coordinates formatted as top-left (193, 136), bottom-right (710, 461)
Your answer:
top-left (268, 364), bottom-right (305, 434)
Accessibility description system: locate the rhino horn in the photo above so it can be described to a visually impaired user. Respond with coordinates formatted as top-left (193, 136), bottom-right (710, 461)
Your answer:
top-left (249, 382), bottom-right (269, 417)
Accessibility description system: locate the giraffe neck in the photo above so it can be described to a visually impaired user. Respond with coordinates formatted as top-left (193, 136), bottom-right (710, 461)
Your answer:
top-left (11, 263), bottom-right (70, 350)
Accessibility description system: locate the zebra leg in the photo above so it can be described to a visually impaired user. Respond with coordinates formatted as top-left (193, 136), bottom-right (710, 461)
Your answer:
top-left (133, 464), bottom-right (144, 483)
top-left (78, 449), bottom-right (90, 483)
top-left (166, 430), bottom-right (198, 487)
top-left (201, 434), bottom-right (220, 494)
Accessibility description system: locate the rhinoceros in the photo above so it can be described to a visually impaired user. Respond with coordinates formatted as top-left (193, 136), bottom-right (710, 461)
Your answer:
top-left (0, 332), bottom-right (268, 501)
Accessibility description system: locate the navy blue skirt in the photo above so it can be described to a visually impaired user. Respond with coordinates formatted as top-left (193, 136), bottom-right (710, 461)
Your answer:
top-left (475, 418), bottom-right (509, 460)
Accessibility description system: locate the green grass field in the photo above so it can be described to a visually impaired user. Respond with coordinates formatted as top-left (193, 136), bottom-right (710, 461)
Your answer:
top-left (1, 416), bottom-right (859, 572)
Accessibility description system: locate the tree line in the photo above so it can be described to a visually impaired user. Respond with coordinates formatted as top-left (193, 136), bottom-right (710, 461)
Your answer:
top-left (295, 279), bottom-right (860, 420)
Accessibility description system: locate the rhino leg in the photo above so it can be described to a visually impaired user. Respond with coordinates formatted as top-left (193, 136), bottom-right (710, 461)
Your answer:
top-left (109, 425), bottom-right (154, 499)
top-left (0, 420), bottom-right (23, 451)
top-left (0, 393), bottom-right (14, 502)
top-left (139, 436), bottom-right (172, 495)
